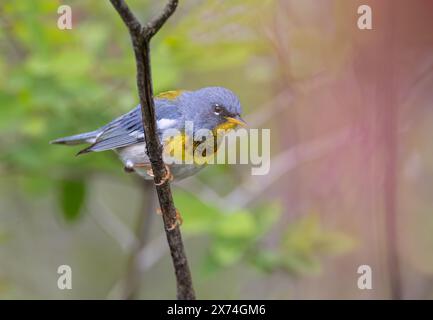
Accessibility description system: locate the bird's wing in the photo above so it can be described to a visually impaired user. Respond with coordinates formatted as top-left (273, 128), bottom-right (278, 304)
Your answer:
top-left (77, 99), bottom-right (183, 155)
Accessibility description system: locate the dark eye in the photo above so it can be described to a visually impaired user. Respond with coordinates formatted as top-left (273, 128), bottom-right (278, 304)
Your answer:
top-left (213, 104), bottom-right (223, 115)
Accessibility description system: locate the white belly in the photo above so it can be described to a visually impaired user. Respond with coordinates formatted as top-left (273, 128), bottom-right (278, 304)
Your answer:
top-left (115, 143), bottom-right (206, 181)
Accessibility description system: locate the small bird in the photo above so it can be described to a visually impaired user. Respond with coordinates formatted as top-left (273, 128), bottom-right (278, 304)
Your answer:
top-left (51, 86), bottom-right (245, 183)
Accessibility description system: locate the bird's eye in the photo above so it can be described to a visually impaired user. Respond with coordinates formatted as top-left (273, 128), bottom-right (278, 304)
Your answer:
top-left (213, 104), bottom-right (223, 115)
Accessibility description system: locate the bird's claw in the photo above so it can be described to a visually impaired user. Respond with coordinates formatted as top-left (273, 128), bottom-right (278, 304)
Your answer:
top-left (147, 164), bottom-right (173, 185)
top-left (167, 208), bottom-right (183, 231)
top-left (124, 168), bottom-right (134, 173)
top-left (156, 208), bottom-right (182, 230)
top-left (167, 209), bottom-right (183, 231)
top-left (124, 163), bottom-right (135, 173)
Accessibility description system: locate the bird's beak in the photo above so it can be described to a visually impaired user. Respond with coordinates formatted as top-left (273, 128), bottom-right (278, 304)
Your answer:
top-left (225, 116), bottom-right (247, 127)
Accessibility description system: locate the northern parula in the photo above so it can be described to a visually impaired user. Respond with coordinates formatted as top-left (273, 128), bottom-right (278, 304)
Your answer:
top-left (51, 86), bottom-right (245, 182)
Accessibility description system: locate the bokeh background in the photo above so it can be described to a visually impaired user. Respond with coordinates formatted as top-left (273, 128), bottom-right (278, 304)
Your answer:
top-left (1, 0), bottom-right (433, 299)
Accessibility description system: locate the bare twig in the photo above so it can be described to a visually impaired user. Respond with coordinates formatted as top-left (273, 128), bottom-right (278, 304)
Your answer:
top-left (109, 0), bottom-right (195, 300)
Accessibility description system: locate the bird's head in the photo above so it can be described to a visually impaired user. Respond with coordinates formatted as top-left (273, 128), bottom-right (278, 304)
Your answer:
top-left (179, 87), bottom-right (245, 132)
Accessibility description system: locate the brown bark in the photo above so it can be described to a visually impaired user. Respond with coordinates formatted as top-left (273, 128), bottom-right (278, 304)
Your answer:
top-left (109, 0), bottom-right (195, 300)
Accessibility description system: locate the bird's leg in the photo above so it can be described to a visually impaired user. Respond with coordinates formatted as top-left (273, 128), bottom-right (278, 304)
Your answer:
top-left (156, 207), bottom-right (183, 230)
top-left (168, 208), bottom-right (183, 231)
top-left (124, 162), bottom-right (152, 173)
top-left (124, 161), bottom-right (137, 173)
top-left (127, 162), bottom-right (173, 185)
top-left (146, 164), bottom-right (173, 185)
top-left (124, 166), bottom-right (135, 173)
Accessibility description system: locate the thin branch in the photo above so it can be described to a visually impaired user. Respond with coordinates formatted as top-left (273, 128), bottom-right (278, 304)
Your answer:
top-left (109, 0), bottom-right (195, 300)
top-left (110, 0), bottom-right (142, 35)
top-left (144, 0), bottom-right (180, 39)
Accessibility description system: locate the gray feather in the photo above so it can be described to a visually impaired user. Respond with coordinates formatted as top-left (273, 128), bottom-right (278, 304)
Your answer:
top-left (50, 130), bottom-right (100, 145)
top-left (76, 101), bottom-right (182, 154)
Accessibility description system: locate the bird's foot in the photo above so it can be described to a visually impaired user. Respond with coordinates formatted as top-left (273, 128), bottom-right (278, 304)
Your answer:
top-left (124, 166), bottom-right (135, 173)
top-left (167, 208), bottom-right (183, 231)
top-left (125, 163), bottom-right (172, 185)
top-left (146, 164), bottom-right (173, 185)
top-left (124, 161), bottom-right (136, 173)
top-left (156, 207), bottom-right (183, 231)
top-left (124, 162), bottom-right (151, 173)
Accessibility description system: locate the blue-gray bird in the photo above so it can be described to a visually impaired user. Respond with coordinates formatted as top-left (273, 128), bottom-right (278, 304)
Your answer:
top-left (51, 87), bottom-right (245, 182)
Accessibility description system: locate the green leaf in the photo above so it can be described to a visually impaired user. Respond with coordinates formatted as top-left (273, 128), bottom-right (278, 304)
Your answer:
top-left (317, 232), bottom-right (356, 255)
top-left (248, 213), bottom-right (355, 275)
top-left (172, 190), bottom-right (220, 234)
top-left (282, 253), bottom-right (322, 275)
top-left (213, 211), bottom-right (256, 240)
top-left (253, 202), bottom-right (281, 235)
top-left (58, 179), bottom-right (87, 222)
top-left (210, 239), bottom-right (247, 266)
top-left (249, 250), bottom-right (281, 273)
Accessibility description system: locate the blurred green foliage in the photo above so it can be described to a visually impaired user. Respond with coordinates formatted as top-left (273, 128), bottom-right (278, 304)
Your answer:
top-left (0, 0), bottom-right (355, 296)
top-left (251, 214), bottom-right (355, 275)
top-left (175, 190), bottom-right (282, 274)
top-left (58, 178), bottom-right (86, 221)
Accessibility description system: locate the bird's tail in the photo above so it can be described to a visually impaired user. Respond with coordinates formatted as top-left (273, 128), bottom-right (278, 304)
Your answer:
top-left (50, 130), bottom-right (100, 146)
